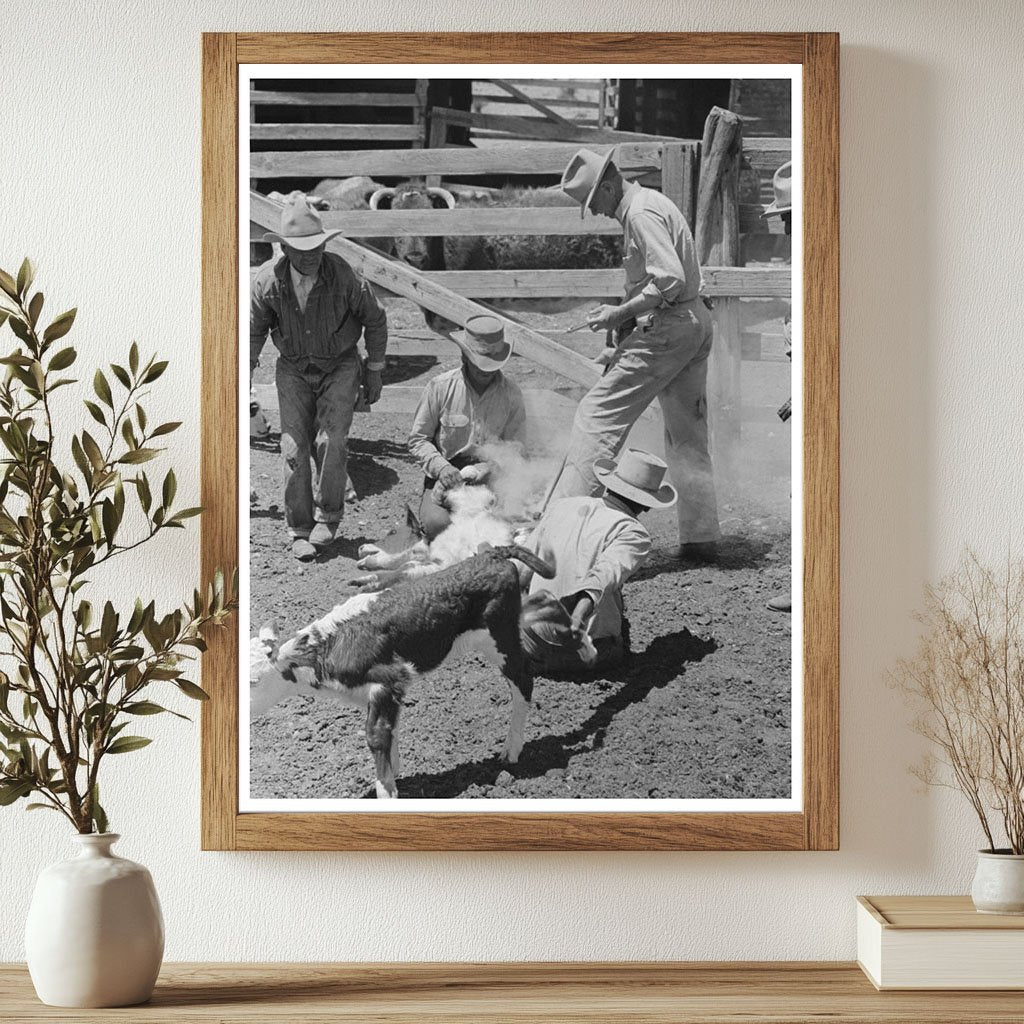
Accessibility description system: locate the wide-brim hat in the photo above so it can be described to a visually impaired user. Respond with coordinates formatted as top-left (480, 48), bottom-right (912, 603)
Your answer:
top-left (762, 161), bottom-right (793, 218)
top-left (264, 194), bottom-right (344, 250)
top-left (595, 448), bottom-right (677, 509)
top-left (561, 148), bottom-right (616, 219)
top-left (451, 314), bottom-right (513, 372)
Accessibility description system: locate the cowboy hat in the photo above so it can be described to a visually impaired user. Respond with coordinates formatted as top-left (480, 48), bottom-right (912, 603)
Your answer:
top-left (595, 449), bottom-right (677, 509)
top-left (450, 315), bottom-right (513, 372)
top-left (561, 148), bottom-right (617, 219)
top-left (263, 194), bottom-right (344, 250)
top-left (762, 161), bottom-right (793, 218)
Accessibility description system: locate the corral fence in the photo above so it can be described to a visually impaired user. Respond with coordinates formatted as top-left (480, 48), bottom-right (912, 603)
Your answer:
top-left (249, 99), bottom-right (791, 480)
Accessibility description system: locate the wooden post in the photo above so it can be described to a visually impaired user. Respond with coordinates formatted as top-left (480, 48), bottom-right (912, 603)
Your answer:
top-left (661, 142), bottom-right (699, 234)
top-left (425, 113), bottom-right (447, 189)
top-left (695, 106), bottom-right (744, 483)
top-left (412, 78), bottom-right (429, 149)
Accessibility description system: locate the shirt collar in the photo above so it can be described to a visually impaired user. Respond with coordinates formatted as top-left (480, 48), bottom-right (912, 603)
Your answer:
top-left (615, 181), bottom-right (642, 222)
top-left (603, 491), bottom-right (640, 518)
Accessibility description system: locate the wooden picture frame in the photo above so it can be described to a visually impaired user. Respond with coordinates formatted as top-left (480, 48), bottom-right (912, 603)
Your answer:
top-left (201, 32), bottom-right (838, 851)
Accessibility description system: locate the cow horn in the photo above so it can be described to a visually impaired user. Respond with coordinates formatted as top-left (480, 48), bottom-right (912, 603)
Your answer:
top-left (426, 187), bottom-right (457, 209)
top-left (369, 187), bottom-right (397, 210)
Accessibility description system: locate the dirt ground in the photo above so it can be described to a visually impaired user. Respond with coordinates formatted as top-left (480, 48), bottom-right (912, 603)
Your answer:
top-left (248, 296), bottom-right (793, 801)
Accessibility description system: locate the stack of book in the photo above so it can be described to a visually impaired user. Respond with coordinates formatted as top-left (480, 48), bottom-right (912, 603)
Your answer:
top-left (857, 895), bottom-right (1024, 990)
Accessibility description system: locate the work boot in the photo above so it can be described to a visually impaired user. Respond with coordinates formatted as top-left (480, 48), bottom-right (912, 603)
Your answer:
top-left (766, 593), bottom-right (792, 613)
top-left (291, 537), bottom-right (317, 562)
top-left (309, 521), bottom-right (340, 549)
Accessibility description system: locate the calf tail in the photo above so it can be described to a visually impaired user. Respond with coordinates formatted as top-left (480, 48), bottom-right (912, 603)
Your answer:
top-left (492, 544), bottom-right (555, 579)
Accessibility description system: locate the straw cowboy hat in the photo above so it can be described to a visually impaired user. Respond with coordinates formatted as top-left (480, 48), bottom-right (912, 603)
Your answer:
top-left (561, 148), bottom-right (616, 218)
top-left (762, 161), bottom-right (793, 218)
top-left (450, 315), bottom-right (513, 372)
top-left (595, 449), bottom-right (677, 509)
top-left (264, 194), bottom-right (344, 250)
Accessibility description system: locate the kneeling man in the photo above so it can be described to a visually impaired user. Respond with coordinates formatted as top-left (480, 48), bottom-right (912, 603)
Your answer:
top-left (521, 448), bottom-right (676, 667)
top-left (408, 315), bottom-right (527, 539)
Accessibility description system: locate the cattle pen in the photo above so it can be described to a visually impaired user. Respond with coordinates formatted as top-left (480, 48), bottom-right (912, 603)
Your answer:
top-left (248, 107), bottom-right (792, 481)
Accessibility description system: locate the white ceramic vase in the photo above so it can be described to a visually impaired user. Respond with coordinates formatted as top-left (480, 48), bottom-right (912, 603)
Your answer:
top-left (971, 850), bottom-right (1024, 915)
top-left (25, 833), bottom-right (164, 1007)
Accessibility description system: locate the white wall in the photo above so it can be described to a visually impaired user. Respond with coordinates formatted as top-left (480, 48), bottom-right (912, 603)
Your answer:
top-left (2, 0), bottom-right (1022, 962)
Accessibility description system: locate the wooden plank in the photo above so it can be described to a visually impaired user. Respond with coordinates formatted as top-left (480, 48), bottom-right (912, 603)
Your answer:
top-left (436, 106), bottom-right (679, 145)
top-left (250, 89), bottom-right (418, 106)
top-left (707, 297), bottom-right (743, 485)
top-left (250, 123), bottom-right (424, 142)
top-left (251, 193), bottom-right (600, 389)
top-left (199, 32), bottom-right (239, 853)
top-left (249, 141), bottom-right (666, 179)
top-left (695, 106), bottom-right (743, 265)
top-left (8, 961), bottom-right (1024, 1023)
top-left (485, 79), bottom-right (576, 127)
top-left (476, 93), bottom-right (603, 112)
top-left (802, 30), bottom-right (841, 854)
top-left (503, 78), bottom-right (603, 90)
top-left (255, 205), bottom-right (622, 239)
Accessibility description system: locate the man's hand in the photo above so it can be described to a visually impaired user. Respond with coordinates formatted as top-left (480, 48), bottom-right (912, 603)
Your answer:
top-left (587, 304), bottom-right (627, 332)
top-left (570, 595), bottom-right (595, 631)
top-left (438, 464), bottom-right (463, 489)
top-left (363, 367), bottom-right (383, 405)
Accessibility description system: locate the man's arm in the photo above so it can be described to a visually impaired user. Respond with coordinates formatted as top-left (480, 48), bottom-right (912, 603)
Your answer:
top-left (587, 210), bottom-right (687, 330)
top-left (575, 519), bottom-right (652, 608)
top-left (352, 277), bottom-right (388, 369)
top-left (503, 385), bottom-right (529, 449)
top-left (249, 272), bottom-right (275, 373)
top-left (408, 379), bottom-right (459, 483)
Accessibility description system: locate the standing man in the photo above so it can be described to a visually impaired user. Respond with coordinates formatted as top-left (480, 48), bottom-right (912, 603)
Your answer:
top-left (521, 448), bottom-right (675, 667)
top-left (251, 195), bottom-right (388, 561)
top-left (762, 161), bottom-right (793, 613)
top-left (408, 315), bottom-right (527, 539)
top-left (551, 148), bottom-right (719, 563)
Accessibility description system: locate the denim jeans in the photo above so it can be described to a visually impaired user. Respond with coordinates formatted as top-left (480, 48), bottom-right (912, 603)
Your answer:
top-left (550, 300), bottom-right (720, 544)
top-left (275, 355), bottom-right (360, 538)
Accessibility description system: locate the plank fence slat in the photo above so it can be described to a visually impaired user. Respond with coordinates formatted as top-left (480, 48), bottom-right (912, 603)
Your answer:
top-left (436, 107), bottom-right (677, 145)
top-left (250, 123), bottom-right (424, 142)
top-left (250, 89), bottom-right (419, 106)
top-left (249, 141), bottom-right (666, 178)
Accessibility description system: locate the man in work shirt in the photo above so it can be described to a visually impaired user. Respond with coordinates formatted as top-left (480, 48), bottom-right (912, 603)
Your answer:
top-left (522, 448), bottom-right (675, 667)
top-left (251, 195), bottom-right (388, 561)
top-left (408, 315), bottom-right (527, 539)
top-left (550, 148), bottom-right (720, 563)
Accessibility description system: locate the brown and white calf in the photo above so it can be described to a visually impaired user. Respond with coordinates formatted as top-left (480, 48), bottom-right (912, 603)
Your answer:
top-left (249, 545), bottom-right (554, 799)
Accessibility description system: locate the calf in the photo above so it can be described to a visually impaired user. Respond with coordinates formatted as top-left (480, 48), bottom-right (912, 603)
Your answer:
top-left (250, 545), bottom-right (554, 799)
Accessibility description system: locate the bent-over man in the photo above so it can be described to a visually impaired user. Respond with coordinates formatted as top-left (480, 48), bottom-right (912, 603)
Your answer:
top-left (408, 315), bottom-right (527, 539)
top-left (550, 148), bottom-right (719, 563)
top-left (522, 448), bottom-right (676, 667)
top-left (251, 195), bottom-right (388, 561)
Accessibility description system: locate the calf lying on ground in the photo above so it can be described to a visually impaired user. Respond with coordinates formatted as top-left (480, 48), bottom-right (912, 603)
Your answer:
top-left (354, 474), bottom-right (527, 591)
top-left (250, 545), bottom-right (555, 798)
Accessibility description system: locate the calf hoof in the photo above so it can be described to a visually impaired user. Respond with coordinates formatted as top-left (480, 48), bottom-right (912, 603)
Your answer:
top-left (500, 744), bottom-right (522, 765)
top-left (357, 543), bottom-right (381, 560)
top-left (375, 781), bottom-right (398, 799)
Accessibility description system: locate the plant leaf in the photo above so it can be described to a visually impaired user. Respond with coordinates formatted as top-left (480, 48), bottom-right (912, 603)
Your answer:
top-left (93, 369), bottom-right (113, 408)
top-left (43, 308), bottom-right (77, 343)
top-left (47, 346), bottom-right (76, 371)
top-left (110, 363), bottom-right (131, 389)
top-left (129, 342), bottom-right (139, 375)
top-left (16, 258), bottom-right (35, 298)
top-left (150, 421), bottom-right (181, 438)
top-left (105, 736), bottom-right (152, 755)
top-left (175, 679), bottom-right (210, 701)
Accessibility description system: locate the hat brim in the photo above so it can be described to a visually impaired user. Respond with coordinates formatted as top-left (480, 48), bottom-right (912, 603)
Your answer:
top-left (594, 457), bottom-right (677, 508)
top-left (761, 202), bottom-right (792, 218)
top-left (451, 331), bottom-right (512, 372)
top-left (262, 228), bottom-right (344, 250)
top-left (581, 148), bottom-right (616, 219)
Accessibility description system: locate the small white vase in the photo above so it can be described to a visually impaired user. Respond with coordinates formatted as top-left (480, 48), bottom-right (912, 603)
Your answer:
top-left (971, 849), bottom-right (1024, 915)
top-left (24, 833), bottom-right (164, 1007)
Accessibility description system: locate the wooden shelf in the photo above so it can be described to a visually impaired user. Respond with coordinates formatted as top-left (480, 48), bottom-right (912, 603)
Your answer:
top-left (3, 962), bottom-right (1024, 1022)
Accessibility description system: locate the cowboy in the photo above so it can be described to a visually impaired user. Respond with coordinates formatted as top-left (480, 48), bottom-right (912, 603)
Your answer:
top-left (250, 194), bottom-right (388, 561)
top-left (521, 448), bottom-right (676, 667)
top-left (762, 161), bottom-right (793, 614)
top-left (549, 148), bottom-right (720, 564)
top-left (408, 315), bottom-right (527, 539)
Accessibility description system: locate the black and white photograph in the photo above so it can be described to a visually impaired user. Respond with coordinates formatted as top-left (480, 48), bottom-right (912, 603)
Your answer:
top-left (241, 65), bottom-right (800, 809)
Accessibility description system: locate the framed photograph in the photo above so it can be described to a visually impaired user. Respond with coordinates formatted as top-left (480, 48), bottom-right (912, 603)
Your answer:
top-left (201, 32), bottom-right (838, 850)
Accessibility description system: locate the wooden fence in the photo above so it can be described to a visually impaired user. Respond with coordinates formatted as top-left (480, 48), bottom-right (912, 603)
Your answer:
top-left (248, 134), bottom-right (790, 477)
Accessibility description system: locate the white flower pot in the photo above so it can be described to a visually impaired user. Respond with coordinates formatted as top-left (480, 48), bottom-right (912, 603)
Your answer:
top-left (971, 849), bottom-right (1024, 915)
top-left (25, 833), bottom-right (164, 1007)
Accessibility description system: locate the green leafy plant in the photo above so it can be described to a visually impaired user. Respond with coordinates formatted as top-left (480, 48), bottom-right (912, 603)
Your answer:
top-left (0, 259), bottom-right (236, 833)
